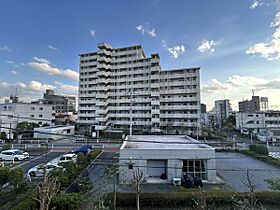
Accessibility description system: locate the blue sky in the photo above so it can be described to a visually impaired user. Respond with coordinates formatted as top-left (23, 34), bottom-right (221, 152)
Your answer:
top-left (0, 0), bottom-right (279, 110)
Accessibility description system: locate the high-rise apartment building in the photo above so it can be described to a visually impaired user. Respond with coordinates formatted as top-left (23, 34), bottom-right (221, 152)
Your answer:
top-left (78, 43), bottom-right (201, 136)
top-left (214, 99), bottom-right (232, 127)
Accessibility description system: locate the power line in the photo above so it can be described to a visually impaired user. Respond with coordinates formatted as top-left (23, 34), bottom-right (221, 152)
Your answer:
top-left (0, 114), bottom-right (53, 122)
top-left (1, 126), bottom-right (273, 146)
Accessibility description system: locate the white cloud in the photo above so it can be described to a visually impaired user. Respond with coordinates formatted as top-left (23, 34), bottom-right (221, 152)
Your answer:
top-left (0, 80), bottom-right (54, 103)
top-left (33, 57), bottom-right (50, 64)
top-left (28, 57), bottom-right (79, 81)
top-left (147, 28), bottom-right (156, 37)
top-left (0, 45), bottom-right (12, 52)
top-left (89, 29), bottom-right (95, 37)
top-left (136, 25), bottom-right (145, 34)
top-left (136, 24), bottom-right (156, 37)
top-left (5, 60), bottom-right (14, 64)
top-left (202, 74), bottom-right (280, 110)
top-left (246, 12), bottom-right (280, 60)
top-left (162, 40), bottom-right (167, 48)
top-left (11, 70), bottom-right (18, 75)
top-left (54, 82), bottom-right (78, 96)
top-left (167, 45), bottom-right (186, 58)
top-left (250, 0), bottom-right (264, 9)
top-left (0, 80), bottom-right (78, 103)
top-left (47, 45), bottom-right (59, 51)
top-left (197, 40), bottom-right (216, 53)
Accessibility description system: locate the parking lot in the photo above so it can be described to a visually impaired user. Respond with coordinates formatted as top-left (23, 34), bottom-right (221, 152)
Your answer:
top-left (1, 151), bottom-right (66, 173)
top-left (216, 152), bottom-right (280, 192)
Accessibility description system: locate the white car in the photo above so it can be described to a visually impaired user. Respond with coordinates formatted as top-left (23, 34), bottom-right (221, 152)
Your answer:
top-left (0, 149), bottom-right (29, 161)
top-left (28, 163), bottom-right (62, 177)
top-left (58, 153), bottom-right (77, 164)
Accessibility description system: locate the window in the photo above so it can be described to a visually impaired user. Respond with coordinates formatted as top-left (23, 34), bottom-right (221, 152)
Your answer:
top-left (30, 115), bottom-right (35, 118)
top-left (31, 107), bottom-right (35, 110)
top-left (182, 159), bottom-right (206, 180)
top-left (39, 107), bottom-right (43, 110)
top-left (39, 115), bottom-right (43, 118)
top-left (128, 164), bottom-right (133, 170)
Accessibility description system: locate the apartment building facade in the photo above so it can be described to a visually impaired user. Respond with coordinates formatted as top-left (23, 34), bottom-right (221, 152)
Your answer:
top-left (235, 111), bottom-right (280, 140)
top-left (78, 43), bottom-right (201, 136)
top-left (0, 101), bottom-right (55, 138)
top-left (43, 89), bottom-right (76, 113)
top-left (214, 99), bottom-right (232, 127)
top-left (238, 96), bottom-right (260, 112)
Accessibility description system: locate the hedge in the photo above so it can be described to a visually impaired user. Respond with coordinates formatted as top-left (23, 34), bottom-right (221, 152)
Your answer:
top-left (249, 144), bottom-right (268, 155)
top-left (106, 191), bottom-right (280, 208)
top-left (240, 150), bottom-right (280, 168)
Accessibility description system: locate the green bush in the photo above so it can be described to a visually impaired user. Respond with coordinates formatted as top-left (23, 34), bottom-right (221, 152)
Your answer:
top-left (106, 191), bottom-right (280, 208)
top-left (0, 166), bottom-right (10, 189)
top-left (11, 193), bottom-right (39, 210)
top-left (249, 144), bottom-right (268, 155)
top-left (50, 193), bottom-right (83, 210)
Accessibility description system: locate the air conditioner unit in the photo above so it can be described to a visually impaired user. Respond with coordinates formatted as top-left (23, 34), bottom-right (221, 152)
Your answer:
top-left (172, 178), bottom-right (181, 186)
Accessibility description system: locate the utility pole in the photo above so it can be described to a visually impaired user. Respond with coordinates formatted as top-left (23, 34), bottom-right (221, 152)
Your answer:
top-left (129, 91), bottom-right (133, 136)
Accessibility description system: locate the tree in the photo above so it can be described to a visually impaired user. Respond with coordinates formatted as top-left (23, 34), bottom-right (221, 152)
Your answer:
top-left (234, 168), bottom-right (265, 210)
top-left (0, 132), bottom-right (7, 140)
top-left (265, 177), bottom-right (280, 191)
top-left (9, 167), bottom-right (24, 189)
top-left (132, 169), bottom-right (144, 210)
top-left (35, 167), bottom-right (60, 210)
top-left (0, 166), bottom-right (10, 189)
top-left (17, 122), bottom-right (39, 133)
top-left (193, 187), bottom-right (207, 210)
top-left (225, 115), bottom-right (236, 129)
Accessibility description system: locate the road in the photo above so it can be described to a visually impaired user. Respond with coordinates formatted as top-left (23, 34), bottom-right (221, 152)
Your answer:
top-left (88, 151), bottom-right (118, 197)
top-left (216, 152), bottom-right (280, 192)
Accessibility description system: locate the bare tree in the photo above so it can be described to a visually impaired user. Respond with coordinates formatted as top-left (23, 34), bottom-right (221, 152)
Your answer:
top-left (241, 168), bottom-right (258, 208)
top-left (193, 187), bottom-right (207, 210)
top-left (34, 167), bottom-right (60, 210)
top-left (233, 168), bottom-right (265, 210)
top-left (132, 168), bottom-right (144, 210)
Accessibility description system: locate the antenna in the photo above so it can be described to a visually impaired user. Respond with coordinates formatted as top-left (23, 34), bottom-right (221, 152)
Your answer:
top-left (252, 89), bottom-right (255, 96)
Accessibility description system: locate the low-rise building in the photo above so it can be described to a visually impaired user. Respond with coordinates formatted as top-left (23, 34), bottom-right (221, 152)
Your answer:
top-left (0, 100), bottom-right (54, 125)
top-left (119, 135), bottom-right (216, 184)
top-left (235, 111), bottom-right (280, 140)
top-left (33, 125), bottom-right (75, 140)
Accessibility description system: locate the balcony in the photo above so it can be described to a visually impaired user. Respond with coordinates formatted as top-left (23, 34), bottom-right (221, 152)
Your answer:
top-left (151, 92), bottom-right (160, 97)
top-left (160, 113), bottom-right (199, 118)
top-left (160, 105), bottom-right (199, 110)
top-left (151, 100), bottom-right (160, 105)
top-left (95, 125), bottom-right (107, 130)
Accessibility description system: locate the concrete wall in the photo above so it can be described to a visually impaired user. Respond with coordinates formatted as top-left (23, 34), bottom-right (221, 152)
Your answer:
top-left (34, 126), bottom-right (75, 140)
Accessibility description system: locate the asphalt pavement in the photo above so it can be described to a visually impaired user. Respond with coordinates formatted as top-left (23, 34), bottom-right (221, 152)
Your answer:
top-left (88, 151), bottom-right (118, 197)
top-left (12, 151), bottom-right (65, 173)
top-left (216, 152), bottom-right (280, 192)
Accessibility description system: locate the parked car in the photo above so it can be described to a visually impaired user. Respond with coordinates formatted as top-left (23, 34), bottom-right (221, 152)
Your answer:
top-left (70, 145), bottom-right (92, 155)
top-left (0, 149), bottom-right (29, 161)
top-left (28, 163), bottom-right (62, 177)
top-left (58, 153), bottom-right (77, 164)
